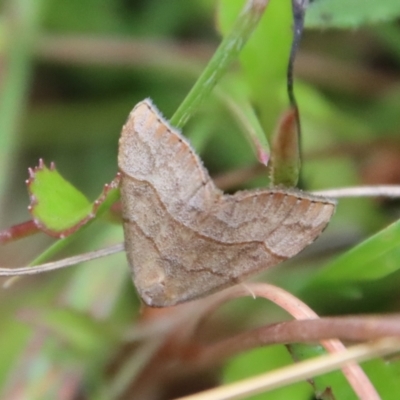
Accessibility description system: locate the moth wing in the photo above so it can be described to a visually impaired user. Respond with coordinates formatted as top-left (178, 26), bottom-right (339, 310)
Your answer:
top-left (121, 180), bottom-right (285, 307)
top-left (118, 100), bottom-right (220, 223)
top-left (125, 206), bottom-right (283, 307)
top-left (196, 189), bottom-right (336, 258)
top-left (119, 100), bottom-right (336, 307)
top-left (123, 181), bottom-right (335, 307)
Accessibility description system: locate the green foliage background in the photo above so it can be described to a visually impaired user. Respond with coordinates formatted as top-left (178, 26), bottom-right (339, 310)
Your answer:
top-left (1, 0), bottom-right (400, 398)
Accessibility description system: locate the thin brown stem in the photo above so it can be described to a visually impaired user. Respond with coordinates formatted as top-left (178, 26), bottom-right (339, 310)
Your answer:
top-left (191, 284), bottom-right (381, 400)
top-left (196, 315), bottom-right (400, 365)
top-left (0, 243), bottom-right (124, 277)
top-left (0, 220), bottom-right (39, 244)
top-left (36, 35), bottom-right (210, 73)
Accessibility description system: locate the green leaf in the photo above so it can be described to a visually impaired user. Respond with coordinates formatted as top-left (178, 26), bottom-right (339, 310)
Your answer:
top-left (288, 343), bottom-right (356, 399)
top-left (27, 160), bottom-right (120, 237)
top-left (28, 161), bottom-right (92, 235)
top-left (363, 357), bottom-right (400, 400)
top-left (270, 107), bottom-right (301, 186)
top-left (311, 218), bottom-right (400, 283)
top-left (217, 0), bottom-right (301, 186)
top-left (217, 75), bottom-right (270, 165)
top-left (223, 345), bottom-right (311, 399)
top-left (306, 0), bottom-right (400, 29)
top-left (218, 0), bottom-right (293, 137)
top-left (171, 0), bottom-right (271, 129)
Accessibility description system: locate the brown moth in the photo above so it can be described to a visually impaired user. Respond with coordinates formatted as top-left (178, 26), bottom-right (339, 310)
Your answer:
top-left (118, 100), bottom-right (336, 307)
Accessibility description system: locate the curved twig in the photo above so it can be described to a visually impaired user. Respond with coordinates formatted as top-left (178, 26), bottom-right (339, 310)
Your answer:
top-left (0, 243), bottom-right (124, 277)
top-left (177, 338), bottom-right (400, 400)
top-left (313, 185), bottom-right (400, 199)
top-left (190, 283), bottom-right (381, 400)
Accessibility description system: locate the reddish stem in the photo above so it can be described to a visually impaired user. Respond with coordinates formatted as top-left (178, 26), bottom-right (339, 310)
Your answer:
top-left (189, 284), bottom-right (381, 400)
top-left (0, 220), bottom-right (39, 244)
top-left (195, 315), bottom-right (400, 364)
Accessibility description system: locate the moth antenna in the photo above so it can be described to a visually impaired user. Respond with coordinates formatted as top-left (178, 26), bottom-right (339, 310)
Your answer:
top-left (0, 243), bottom-right (125, 278)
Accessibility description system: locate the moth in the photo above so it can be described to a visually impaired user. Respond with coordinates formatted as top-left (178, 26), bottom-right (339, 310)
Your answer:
top-left (118, 100), bottom-right (335, 307)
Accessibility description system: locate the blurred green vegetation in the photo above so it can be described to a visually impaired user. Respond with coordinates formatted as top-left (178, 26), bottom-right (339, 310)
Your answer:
top-left (1, 0), bottom-right (400, 399)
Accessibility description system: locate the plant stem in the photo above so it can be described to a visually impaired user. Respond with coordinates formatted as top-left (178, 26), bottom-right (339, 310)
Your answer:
top-left (170, 0), bottom-right (271, 129)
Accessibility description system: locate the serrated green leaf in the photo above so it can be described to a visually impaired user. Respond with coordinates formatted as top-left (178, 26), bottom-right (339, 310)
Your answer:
top-left (28, 162), bottom-right (120, 237)
top-left (29, 163), bottom-right (92, 234)
top-left (306, 0), bottom-right (400, 29)
top-left (311, 218), bottom-right (400, 283)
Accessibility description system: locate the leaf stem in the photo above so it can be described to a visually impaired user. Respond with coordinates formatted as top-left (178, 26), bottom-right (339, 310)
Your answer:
top-left (170, 0), bottom-right (271, 129)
